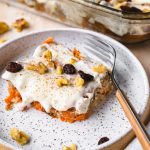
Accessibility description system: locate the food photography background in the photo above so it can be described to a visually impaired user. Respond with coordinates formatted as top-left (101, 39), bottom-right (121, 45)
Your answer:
top-left (0, 1), bottom-right (149, 150)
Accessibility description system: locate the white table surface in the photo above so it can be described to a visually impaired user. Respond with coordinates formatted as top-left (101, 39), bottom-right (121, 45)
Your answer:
top-left (0, 2), bottom-right (149, 150)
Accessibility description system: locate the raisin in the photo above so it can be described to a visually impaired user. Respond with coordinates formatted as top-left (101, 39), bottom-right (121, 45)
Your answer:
top-left (98, 137), bottom-right (109, 145)
top-left (78, 70), bottom-right (94, 81)
top-left (63, 64), bottom-right (76, 74)
top-left (5, 62), bottom-right (23, 73)
top-left (120, 6), bottom-right (142, 13)
top-left (83, 95), bottom-right (89, 98)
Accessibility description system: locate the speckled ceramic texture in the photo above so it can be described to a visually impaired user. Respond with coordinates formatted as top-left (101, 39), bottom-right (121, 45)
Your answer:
top-left (0, 29), bottom-right (149, 150)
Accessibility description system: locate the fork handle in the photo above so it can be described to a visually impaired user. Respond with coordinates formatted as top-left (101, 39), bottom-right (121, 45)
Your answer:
top-left (116, 89), bottom-right (150, 150)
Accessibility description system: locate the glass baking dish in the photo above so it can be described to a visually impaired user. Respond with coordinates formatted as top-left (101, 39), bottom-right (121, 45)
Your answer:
top-left (2, 0), bottom-right (150, 43)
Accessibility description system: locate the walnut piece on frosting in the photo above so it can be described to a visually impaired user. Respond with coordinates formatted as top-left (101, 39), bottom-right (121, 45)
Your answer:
top-left (56, 78), bottom-right (69, 87)
top-left (48, 61), bottom-right (55, 68)
top-left (25, 62), bottom-right (48, 74)
top-left (57, 65), bottom-right (63, 75)
top-left (92, 64), bottom-right (107, 73)
top-left (38, 62), bottom-right (48, 74)
top-left (75, 77), bottom-right (84, 87)
top-left (42, 50), bottom-right (52, 62)
top-left (69, 58), bottom-right (77, 64)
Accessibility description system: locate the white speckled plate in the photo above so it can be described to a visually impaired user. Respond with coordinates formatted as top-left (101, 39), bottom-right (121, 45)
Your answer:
top-left (0, 28), bottom-right (149, 150)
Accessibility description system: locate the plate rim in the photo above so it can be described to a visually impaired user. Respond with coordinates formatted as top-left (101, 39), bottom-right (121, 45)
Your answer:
top-left (0, 28), bottom-right (149, 150)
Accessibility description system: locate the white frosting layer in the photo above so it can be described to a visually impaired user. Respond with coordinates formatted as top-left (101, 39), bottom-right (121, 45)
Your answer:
top-left (129, 0), bottom-right (150, 11)
top-left (99, 0), bottom-right (150, 12)
top-left (2, 43), bottom-right (106, 114)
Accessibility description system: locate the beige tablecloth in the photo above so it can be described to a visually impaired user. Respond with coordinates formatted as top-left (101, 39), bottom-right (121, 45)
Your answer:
top-left (0, 2), bottom-right (149, 150)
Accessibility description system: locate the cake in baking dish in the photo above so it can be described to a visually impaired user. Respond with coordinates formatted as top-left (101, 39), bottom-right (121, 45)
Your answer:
top-left (85, 0), bottom-right (150, 13)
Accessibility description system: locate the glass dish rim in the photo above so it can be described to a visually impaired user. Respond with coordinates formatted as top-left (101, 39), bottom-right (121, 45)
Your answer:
top-left (70, 0), bottom-right (150, 19)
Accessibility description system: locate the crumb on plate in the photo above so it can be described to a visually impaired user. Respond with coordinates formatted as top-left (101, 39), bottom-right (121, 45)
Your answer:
top-left (12, 18), bottom-right (29, 32)
top-left (0, 38), bottom-right (7, 43)
top-left (10, 128), bottom-right (30, 145)
top-left (62, 144), bottom-right (77, 150)
top-left (0, 22), bottom-right (9, 34)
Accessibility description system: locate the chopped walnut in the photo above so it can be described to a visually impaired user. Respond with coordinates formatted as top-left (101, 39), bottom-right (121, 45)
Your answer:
top-left (25, 64), bottom-right (37, 71)
top-left (48, 61), bottom-right (55, 68)
top-left (0, 38), bottom-right (7, 43)
top-left (56, 78), bottom-right (69, 87)
top-left (75, 77), bottom-right (84, 87)
top-left (12, 18), bottom-right (29, 32)
top-left (62, 144), bottom-right (77, 150)
top-left (70, 144), bottom-right (77, 150)
top-left (10, 128), bottom-right (30, 145)
top-left (69, 58), bottom-right (77, 64)
top-left (38, 62), bottom-right (48, 74)
top-left (0, 22), bottom-right (9, 34)
top-left (42, 50), bottom-right (52, 62)
top-left (62, 145), bottom-right (70, 150)
top-left (92, 64), bottom-right (107, 73)
top-left (57, 66), bottom-right (63, 75)
top-left (25, 62), bottom-right (48, 74)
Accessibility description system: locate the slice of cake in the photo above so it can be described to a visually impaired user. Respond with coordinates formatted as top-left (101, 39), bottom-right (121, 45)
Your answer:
top-left (1, 37), bottom-right (113, 123)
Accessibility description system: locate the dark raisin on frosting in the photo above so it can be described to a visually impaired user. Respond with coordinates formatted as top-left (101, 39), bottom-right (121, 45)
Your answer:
top-left (98, 137), bottom-right (109, 145)
top-left (63, 64), bottom-right (76, 74)
top-left (120, 6), bottom-right (142, 13)
top-left (5, 62), bottom-right (23, 73)
top-left (78, 70), bottom-right (94, 81)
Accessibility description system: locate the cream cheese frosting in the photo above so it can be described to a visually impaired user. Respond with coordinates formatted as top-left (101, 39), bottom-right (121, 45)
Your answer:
top-left (2, 42), bottom-right (106, 114)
